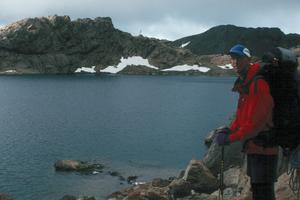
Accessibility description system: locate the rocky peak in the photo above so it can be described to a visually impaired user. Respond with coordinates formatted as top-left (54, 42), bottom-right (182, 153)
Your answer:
top-left (0, 15), bottom-right (115, 54)
top-left (0, 15), bottom-right (204, 74)
top-left (48, 15), bottom-right (71, 28)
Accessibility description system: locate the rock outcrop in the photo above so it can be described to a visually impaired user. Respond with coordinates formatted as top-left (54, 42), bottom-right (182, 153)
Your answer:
top-left (202, 128), bottom-right (244, 176)
top-left (0, 15), bottom-right (203, 75)
top-left (182, 160), bottom-right (218, 193)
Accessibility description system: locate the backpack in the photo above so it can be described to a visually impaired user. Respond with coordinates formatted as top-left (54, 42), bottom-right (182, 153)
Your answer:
top-left (250, 47), bottom-right (300, 150)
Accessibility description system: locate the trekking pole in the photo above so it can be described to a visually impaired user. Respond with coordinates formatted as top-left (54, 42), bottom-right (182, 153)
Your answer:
top-left (297, 168), bottom-right (300, 200)
top-left (219, 145), bottom-right (225, 200)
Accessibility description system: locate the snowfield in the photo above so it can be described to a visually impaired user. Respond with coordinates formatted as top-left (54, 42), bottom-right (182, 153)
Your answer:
top-left (75, 56), bottom-right (212, 74)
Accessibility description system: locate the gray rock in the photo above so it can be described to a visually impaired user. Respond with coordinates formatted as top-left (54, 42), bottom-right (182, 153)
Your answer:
top-left (223, 167), bottom-right (242, 188)
top-left (275, 173), bottom-right (297, 200)
top-left (210, 188), bottom-right (236, 200)
top-left (127, 176), bottom-right (138, 184)
top-left (152, 178), bottom-right (171, 188)
top-left (204, 130), bottom-right (216, 147)
top-left (168, 179), bottom-right (191, 198)
top-left (182, 160), bottom-right (218, 193)
top-left (204, 126), bottom-right (228, 147)
top-left (177, 193), bottom-right (218, 200)
top-left (203, 137), bottom-right (244, 176)
top-left (277, 147), bottom-right (290, 177)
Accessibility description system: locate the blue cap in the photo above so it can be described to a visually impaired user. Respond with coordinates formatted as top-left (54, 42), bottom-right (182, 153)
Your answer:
top-left (229, 44), bottom-right (251, 58)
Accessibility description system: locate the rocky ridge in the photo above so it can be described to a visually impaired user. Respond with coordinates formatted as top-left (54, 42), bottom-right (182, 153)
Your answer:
top-left (0, 15), bottom-right (222, 75)
top-left (173, 25), bottom-right (300, 57)
top-left (1, 16), bottom-right (299, 76)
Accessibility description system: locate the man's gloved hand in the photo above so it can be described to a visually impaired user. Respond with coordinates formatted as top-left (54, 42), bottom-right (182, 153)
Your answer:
top-left (215, 127), bottom-right (231, 146)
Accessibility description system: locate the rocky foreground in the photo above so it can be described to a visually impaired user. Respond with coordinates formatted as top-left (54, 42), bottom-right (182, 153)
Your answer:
top-left (104, 127), bottom-right (296, 200)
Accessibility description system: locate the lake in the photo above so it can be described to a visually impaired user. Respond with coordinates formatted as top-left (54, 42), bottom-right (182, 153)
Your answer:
top-left (0, 75), bottom-right (237, 200)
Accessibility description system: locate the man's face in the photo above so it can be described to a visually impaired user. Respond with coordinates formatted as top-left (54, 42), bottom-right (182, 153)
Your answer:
top-left (230, 55), bottom-right (250, 75)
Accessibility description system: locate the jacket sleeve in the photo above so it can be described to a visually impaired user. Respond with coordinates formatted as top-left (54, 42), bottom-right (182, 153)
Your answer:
top-left (229, 100), bottom-right (241, 132)
top-left (228, 79), bottom-right (274, 142)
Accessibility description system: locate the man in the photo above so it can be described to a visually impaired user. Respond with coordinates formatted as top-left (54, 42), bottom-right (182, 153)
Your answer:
top-left (216, 44), bottom-right (278, 200)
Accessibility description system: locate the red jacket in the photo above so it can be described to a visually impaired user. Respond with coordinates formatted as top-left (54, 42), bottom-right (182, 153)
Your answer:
top-left (228, 63), bottom-right (278, 155)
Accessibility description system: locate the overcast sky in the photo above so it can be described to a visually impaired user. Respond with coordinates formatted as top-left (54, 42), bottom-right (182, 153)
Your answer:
top-left (0, 0), bottom-right (300, 40)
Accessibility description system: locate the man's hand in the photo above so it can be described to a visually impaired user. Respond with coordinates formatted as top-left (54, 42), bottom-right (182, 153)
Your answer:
top-left (215, 127), bottom-right (231, 145)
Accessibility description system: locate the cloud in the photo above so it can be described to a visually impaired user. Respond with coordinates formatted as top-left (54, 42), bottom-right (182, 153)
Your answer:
top-left (0, 0), bottom-right (300, 40)
top-left (123, 17), bottom-right (210, 40)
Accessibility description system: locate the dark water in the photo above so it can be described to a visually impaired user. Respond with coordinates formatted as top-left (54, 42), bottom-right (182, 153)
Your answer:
top-left (0, 75), bottom-right (237, 200)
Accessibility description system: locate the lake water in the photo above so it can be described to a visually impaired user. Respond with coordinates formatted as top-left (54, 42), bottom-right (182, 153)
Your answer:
top-left (0, 75), bottom-right (237, 200)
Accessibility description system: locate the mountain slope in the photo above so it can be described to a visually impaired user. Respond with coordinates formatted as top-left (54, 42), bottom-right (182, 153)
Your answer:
top-left (172, 25), bottom-right (300, 56)
top-left (0, 15), bottom-right (201, 74)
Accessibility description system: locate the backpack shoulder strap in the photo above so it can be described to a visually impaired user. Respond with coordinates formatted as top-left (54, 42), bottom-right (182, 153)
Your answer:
top-left (242, 75), bottom-right (266, 95)
top-left (252, 75), bottom-right (265, 95)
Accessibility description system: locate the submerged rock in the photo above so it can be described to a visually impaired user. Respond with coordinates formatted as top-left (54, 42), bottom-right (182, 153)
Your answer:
top-left (54, 160), bottom-right (104, 173)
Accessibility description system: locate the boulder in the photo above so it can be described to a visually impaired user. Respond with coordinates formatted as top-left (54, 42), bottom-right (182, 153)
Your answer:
top-left (152, 178), bottom-right (171, 188)
top-left (277, 147), bottom-right (290, 177)
top-left (54, 160), bottom-right (104, 173)
top-left (107, 182), bottom-right (170, 200)
top-left (204, 126), bottom-right (228, 147)
top-left (275, 173), bottom-right (297, 200)
top-left (223, 167), bottom-right (243, 188)
top-left (183, 160), bottom-right (218, 193)
top-left (203, 136), bottom-right (244, 176)
top-left (204, 129), bottom-right (216, 147)
top-left (127, 176), bottom-right (138, 184)
top-left (168, 179), bottom-right (191, 198)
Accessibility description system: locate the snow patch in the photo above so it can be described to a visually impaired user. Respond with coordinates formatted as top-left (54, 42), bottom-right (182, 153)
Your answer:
top-left (100, 56), bottom-right (159, 74)
top-left (218, 64), bottom-right (233, 69)
top-left (75, 66), bottom-right (96, 73)
top-left (161, 64), bottom-right (210, 73)
top-left (180, 41), bottom-right (190, 48)
top-left (133, 182), bottom-right (146, 186)
top-left (5, 70), bottom-right (17, 73)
